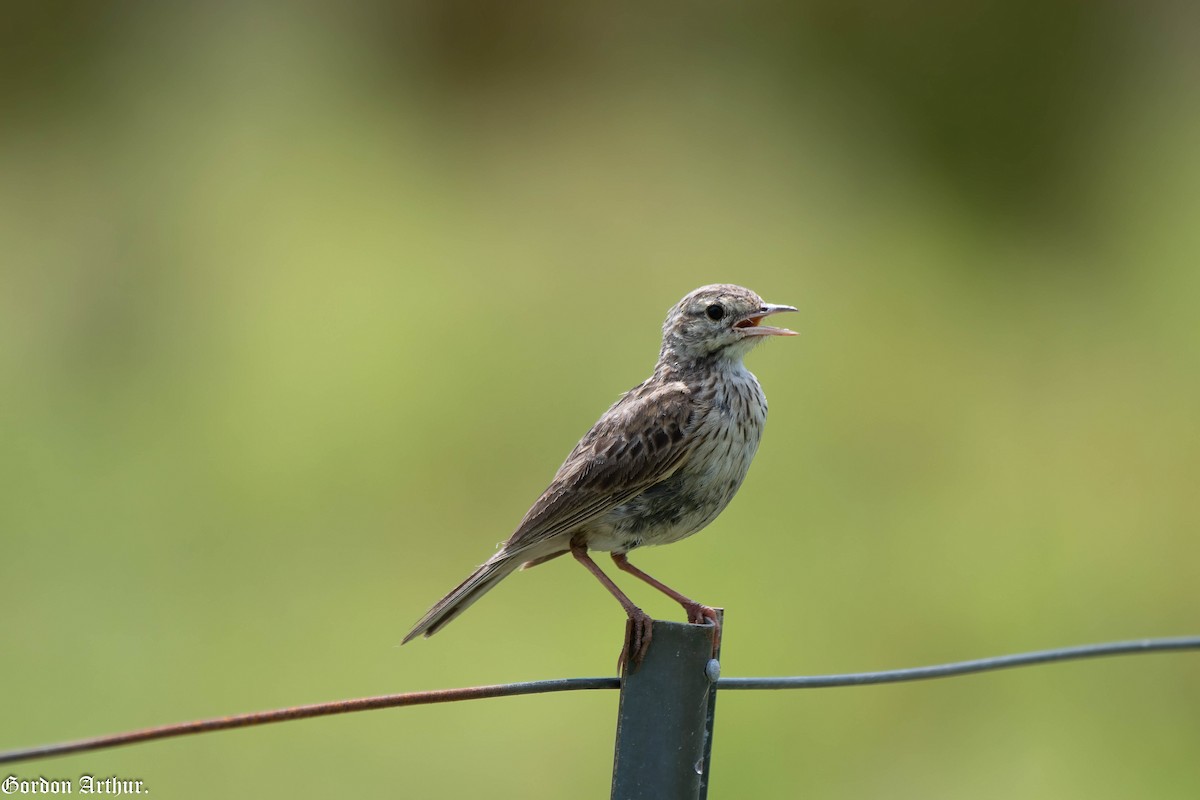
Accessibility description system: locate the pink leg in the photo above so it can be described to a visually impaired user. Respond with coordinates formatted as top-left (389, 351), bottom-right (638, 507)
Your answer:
top-left (610, 553), bottom-right (721, 650)
top-left (570, 541), bottom-right (653, 670)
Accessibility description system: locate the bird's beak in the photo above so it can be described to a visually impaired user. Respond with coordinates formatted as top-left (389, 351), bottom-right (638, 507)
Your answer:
top-left (735, 303), bottom-right (799, 337)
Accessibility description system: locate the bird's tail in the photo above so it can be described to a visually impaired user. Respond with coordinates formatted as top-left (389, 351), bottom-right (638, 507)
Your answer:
top-left (402, 554), bottom-right (523, 644)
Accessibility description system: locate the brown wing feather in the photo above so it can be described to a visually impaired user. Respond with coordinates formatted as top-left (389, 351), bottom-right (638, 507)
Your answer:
top-left (404, 379), bottom-right (706, 642)
top-left (500, 379), bottom-right (704, 558)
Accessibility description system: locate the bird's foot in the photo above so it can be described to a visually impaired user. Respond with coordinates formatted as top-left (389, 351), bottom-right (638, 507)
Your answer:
top-left (683, 602), bottom-right (722, 656)
top-left (618, 608), bottom-right (654, 674)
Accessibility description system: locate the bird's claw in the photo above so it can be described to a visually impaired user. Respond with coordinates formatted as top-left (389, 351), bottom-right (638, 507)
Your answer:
top-left (683, 603), bottom-right (721, 656)
top-left (618, 609), bottom-right (654, 673)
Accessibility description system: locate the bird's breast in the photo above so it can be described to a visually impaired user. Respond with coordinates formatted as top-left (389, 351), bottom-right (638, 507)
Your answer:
top-left (685, 369), bottom-right (767, 499)
top-left (586, 368), bottom-right (768, 552)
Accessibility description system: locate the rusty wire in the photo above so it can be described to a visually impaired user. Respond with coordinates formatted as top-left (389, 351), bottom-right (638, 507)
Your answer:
top-left (2, 635), bottom-right (1197, 765)
top-left (0, 678), bottom-right (618, 765)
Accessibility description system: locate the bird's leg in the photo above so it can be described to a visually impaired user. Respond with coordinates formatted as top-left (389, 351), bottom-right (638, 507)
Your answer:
top-left (570, 540), bottom-right (653, 671)
top-left (610, 553), bottom-right (721, 652)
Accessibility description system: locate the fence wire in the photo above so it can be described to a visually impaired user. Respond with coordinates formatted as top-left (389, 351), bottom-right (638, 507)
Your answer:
top-left (718, 635), bottom-right (1200, 688)
top-left (2, 635), bottom-right (1197, 765)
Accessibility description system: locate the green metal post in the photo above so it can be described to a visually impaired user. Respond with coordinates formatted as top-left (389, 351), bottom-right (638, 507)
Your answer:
top-left (610, 611), bottom-right (723, 800)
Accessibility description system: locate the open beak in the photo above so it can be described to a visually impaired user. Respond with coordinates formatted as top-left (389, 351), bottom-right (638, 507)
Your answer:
top-left (734, 302), bottom-right (798, 337)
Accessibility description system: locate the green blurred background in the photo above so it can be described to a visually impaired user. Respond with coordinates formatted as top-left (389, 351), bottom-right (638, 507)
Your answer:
top-left (3, 2), bottom-right (1198, 797)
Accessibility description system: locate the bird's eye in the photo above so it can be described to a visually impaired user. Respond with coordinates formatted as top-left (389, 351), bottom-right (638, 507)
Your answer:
top-left (705, 303), bottom-right (725, 321)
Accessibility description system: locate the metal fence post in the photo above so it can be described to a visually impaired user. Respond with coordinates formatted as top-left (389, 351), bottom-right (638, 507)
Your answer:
top-left (610, 611), bottom-right (723, 800)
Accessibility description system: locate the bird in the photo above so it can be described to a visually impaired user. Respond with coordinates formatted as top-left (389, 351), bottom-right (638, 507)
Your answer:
top-left (402, 284), bottom-right (797, 667)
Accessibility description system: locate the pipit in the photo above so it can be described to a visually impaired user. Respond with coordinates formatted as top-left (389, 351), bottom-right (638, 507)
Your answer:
top-left (403, 284), bottom-right (797, 666)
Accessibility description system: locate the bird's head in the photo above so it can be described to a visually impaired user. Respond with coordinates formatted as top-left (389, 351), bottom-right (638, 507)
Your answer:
top-left (660, 284), bottom-right (797, 363)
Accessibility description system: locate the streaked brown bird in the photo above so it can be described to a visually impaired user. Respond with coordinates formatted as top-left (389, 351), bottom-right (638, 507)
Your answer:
top-left (403, 284), bottom-right (797, 666)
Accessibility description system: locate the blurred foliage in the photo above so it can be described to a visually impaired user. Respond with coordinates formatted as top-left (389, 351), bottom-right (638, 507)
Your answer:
top-left (2, 2), bottom-right (1198, 798)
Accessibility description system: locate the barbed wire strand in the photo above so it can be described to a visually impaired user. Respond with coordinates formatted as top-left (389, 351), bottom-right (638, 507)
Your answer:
top-left (2, 635), bottom-right (1197, 766)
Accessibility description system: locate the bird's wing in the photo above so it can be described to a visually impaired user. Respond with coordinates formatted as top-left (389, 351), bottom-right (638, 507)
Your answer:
top-left (501, 380), bottom-right (705, 556)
